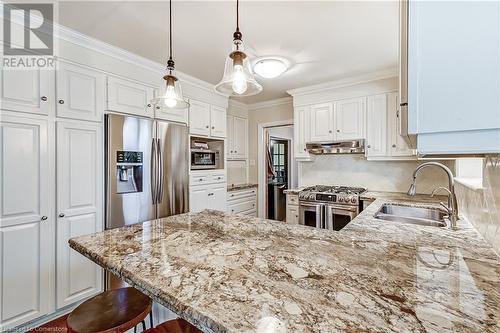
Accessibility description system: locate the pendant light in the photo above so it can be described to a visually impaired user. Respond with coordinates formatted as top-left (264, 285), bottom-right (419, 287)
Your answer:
top-left (152, 0), bottom-right (189, 109)
top-left (215, 0), bottom-right (262, 96)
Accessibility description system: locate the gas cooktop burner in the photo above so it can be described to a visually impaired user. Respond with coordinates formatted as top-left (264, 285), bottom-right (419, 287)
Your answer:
top-left (301, 185), bottom-right (366, 195)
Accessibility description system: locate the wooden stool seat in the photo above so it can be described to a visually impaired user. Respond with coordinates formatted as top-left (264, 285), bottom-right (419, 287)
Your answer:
top-left (142, 319), bottom-right (202, 333)
top-left (67, 287), bottom-right (152, 333)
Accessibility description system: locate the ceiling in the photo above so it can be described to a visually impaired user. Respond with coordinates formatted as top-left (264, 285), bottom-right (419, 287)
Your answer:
top-left (58, 1), bottom-right (399, 104)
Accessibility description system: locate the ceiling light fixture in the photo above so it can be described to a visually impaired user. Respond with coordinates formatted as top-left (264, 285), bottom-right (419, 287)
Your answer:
top-left (253, 57), bottom-right (289, 79)
top-left (152, 0), bottom-right (189, 109)
top-left (215, 0), bottom-right (262, 96)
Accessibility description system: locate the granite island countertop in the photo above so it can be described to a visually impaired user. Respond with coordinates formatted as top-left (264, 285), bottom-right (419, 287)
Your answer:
top-left (69, 201), bottom-right (500, 332)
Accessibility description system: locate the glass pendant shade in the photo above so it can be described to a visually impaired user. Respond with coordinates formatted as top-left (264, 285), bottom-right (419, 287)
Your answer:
top-left (215, 44), bottom-right (263, 96)
top-left (153, 74), bottom-right (189, 110)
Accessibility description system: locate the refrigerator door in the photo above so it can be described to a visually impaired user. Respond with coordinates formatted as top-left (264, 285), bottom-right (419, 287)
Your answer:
top-left (105, 114), bottom-right (155, 229)
top-left (156, 120), bottom-right (189, 218)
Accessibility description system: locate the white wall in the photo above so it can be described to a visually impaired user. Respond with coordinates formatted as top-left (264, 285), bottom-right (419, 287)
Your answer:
top-left (299, 155), bottom-right (454, 194)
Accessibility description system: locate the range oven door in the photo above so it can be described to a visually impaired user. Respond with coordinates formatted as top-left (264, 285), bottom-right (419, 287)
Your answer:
top-left (326, 204), bottom-right (358, 231)
top-left (299, 202), bottom-right (324, 228)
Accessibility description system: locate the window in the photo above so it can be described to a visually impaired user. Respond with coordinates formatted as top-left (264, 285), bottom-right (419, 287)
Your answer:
top-left (271, 140), bottom-right (287, 184)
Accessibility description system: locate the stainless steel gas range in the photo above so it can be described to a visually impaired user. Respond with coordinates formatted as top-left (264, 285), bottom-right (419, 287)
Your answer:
top-left (298, 185), bottom-right (366, 231)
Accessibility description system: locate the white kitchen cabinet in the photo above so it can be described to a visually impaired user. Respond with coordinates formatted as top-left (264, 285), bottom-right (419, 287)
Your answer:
top-left (294, 106), bottom-right (312, 160)
top-left (387, 92), bottom-right (414, 157)
top-left (286, 205), bottom-right (299, 225)
top-left (0, 113), bottom-right (54, 330)
top-left (227, 115), bottom-right (247, 159)
top-left (154, 97), bottom-right (188, 124)
top-left (407, 1), bottom-right (500, 154)
top-left (227, 188), bottom-right (257, 216)
top-left (57, 62), bottom-right (105, 122)
top-left (210, 106), bottom-right (226, 138)
top-left (56, 121), bottom-right (103, 308)
top-left (333, 97), bottom-right (365, 140)
top-left (189, 100), bottom-right (211, 136)
top-left (310, 103), bottom-right (334, 142)
top-left (366, 94), bottom-right (387, 157)
top-left (208, 186), bottom-right (227, 211)
top-left (107, 76), bottom-right (155, 117)
top-left (0, 68), bottom-right (54, 116)
top-left (189, 185), bottom-right (226, 212)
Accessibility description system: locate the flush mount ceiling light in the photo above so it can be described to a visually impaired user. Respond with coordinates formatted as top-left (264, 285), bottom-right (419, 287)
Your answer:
top-left (152, 0), bottom-right (189, 109)
top-left (215, 0), bottom-right (262, 96)
top-left (253, 57), bottom-right (289, 79)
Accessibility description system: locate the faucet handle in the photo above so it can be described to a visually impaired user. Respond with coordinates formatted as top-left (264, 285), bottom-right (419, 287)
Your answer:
top-left (430, 186), bottom-right (452, 198)
top-left (439, 202), bottom-right (452, 214)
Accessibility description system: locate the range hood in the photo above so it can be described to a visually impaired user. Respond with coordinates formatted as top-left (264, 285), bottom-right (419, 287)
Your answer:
top-left (306, 140), bottom-right (365, 155)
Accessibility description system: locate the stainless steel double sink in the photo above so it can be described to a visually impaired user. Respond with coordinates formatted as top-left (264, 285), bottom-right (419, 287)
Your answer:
top-left (374, 204), bottom-right (447, 228)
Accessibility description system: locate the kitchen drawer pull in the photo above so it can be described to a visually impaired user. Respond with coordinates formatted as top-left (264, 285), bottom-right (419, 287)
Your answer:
top-left (41, 216), bottom-right (48, 221)
top-left (205, 125), bottom-right (209, 128)
top-left (230, 194), bottom-right (235, 197)
top-left (147, 103), bottom-right (152, 108)
top-left (58, 213), bottom-right (65, 217)
top-left (367, 145), bottom-right (371, 148)
top-left (41, 96), bottom-right (47, 101)
top-left (392, 144), bottom-right (396, 148)
top-left (212, 126), bottom-right (215, 129)
top-left (199, 178), bottom-right (203, 181)
top-left (156, 106), bottom-right (160, 110)
top-left (58, 99), bottom-right (64, 104)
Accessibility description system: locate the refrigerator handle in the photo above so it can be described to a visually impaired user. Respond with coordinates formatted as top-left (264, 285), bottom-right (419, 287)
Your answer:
top-left (150, 138), bottom-right (157, 204)
top-left (157, 138), bottom-right (163, 204)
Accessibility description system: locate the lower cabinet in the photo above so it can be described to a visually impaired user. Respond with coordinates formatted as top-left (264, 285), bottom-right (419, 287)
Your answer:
top-left (286, 193), bottom-right (299, 224)
top-left (227, 188), bottom-right (257, 216)
top-left (189, 171), bottom-right (227, 213)
top-left (0, 112), bottom-right (54, 330)
top-left (56, 121), bottom-right (103, 308)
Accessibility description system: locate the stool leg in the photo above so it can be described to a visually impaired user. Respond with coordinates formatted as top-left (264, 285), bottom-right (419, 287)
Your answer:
top-left (149, 311), bottom-right (153, 328)
top-left (134, 326), bottom-right (137, 333)
top-left (141, 320), bottom-right (146, 331)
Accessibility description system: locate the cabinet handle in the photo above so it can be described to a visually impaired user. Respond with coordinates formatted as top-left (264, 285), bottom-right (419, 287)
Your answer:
top-left (230, 150), bottom-right (233, 153)
top-left (41, 96), bottom-right (47, 101)
top-left (199, 178), bottom-right (203, 181)
top-left (392, 144), bottom-right (396, 148)
top-left (329, 130), bottom-right (332, 133)
top-left (206, 125), bottom-right (209, 128)
top-left (217, 177), bottom-right (221, 180)
top-left (230, 194), bottom-right (235, 197)
top-left (156, 106), bottom-right (160, 110)
top-left (41, 216), bottom-right (48, 221)
top-left (252, 204), bottom-right (255, 207)
top-left (147, 103), bottom-right (152, 108)
top-left (367, 145), bottom-right (371, 148)
top-left (336, 129), bottom-right (340, 132)
top-left (234, 150), bottom-right (237, 153)
top-left (303, 148), bottom-right (306, 151)
top-left (58, 213), bottom-right (65, 217)
top-left (212, 126), bottom-right (215, 129)
top-left (58, 100), bottom-right (64, 104)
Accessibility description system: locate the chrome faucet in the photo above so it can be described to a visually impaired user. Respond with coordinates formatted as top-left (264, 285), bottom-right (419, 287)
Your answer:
top-left (407, 162), bottom-right (459, 229)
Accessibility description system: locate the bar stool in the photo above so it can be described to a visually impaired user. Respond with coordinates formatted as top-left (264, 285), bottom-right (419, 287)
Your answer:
top-left (67, 287), bottom-right (152, 333)
top-left (142, 319), bottom-right (202, 333)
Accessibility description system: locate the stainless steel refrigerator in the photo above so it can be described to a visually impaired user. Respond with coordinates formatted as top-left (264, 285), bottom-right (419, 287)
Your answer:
top-left (105, 114), bottom-right (189, 288)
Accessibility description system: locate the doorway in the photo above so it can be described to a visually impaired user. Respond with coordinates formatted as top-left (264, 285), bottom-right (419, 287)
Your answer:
top-left (257, 121), bottom-right (298, 220)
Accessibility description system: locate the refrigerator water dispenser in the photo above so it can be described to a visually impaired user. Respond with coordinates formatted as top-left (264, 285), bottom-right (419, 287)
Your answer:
top-left (116, 151), bottom-right (143, 194)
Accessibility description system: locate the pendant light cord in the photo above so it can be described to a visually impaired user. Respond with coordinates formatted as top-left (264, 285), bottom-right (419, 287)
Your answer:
top-left (169, 0), bottom-right (172, 60)
top-left (236, 0), bottom-right (239, 32)
top-left (166, 0), bottom-right (174, 73)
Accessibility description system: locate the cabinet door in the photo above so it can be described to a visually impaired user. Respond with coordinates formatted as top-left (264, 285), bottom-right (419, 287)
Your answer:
top-left (189, 100), bottom-right (211, 136)
top-left (210, 106), bottom-right (227, 138)
top-left (232, 116), bottom-right (247, 159)
top-left (0, 114), bottom-right (53, 330)
top-left (310, 103), bottom-right (333, 142)
top-left (286, 205), bottom-right (299, 225)
top-left (208, 186), bottom-right (227, 211)
top-left (226, 116), bottom-right (234, 157)
top-left (0, 68), bottom-right (54, 115)
top-left (294, 106), bottom-right (311, 159)
top-left (56, 121), bottom-right (103, 308)
top-left (388, 92), bottom-right (414, 157)
top-left (154, 90), bottom-right (188, 123)
top-left (189, 186), bottom-right (209, 213)
top-left (366, 94), bottom-right (387, 157)
top-left (57, 62), bottom-right (105, 122)
top-left (334, 98), bottom-right (365, 140)
top-left (107, 76), bottom-right (154, 117)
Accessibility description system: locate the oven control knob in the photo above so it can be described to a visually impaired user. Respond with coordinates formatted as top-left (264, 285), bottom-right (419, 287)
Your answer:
top-left (309, 194), bottom-right (316, 200)
top-left (351, 197), bottom-right (357, 204)
top-left (339, 197), bottom-right (344, 203)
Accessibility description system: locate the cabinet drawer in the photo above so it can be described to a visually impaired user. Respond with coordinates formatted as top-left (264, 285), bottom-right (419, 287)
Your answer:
top-left (227, 188), bottom-right (257, 201)
top-left (211, 173), bottom-right (225, 183)
top-left (286, 194), bottom-right (299, 205)
top-left (190, 174), bottom-right (210, 185)
top-left (228, 199), bottom-right (256, 214)
top-left (240, 209), bottom-right (257, 216)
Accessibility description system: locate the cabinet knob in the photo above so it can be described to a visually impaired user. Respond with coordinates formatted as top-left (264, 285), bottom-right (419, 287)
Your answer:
top-left (199, 178), bottom-right (203, 181)
top-left (230, 194), bottom-right (235, 197)
top-left (156, 106), bottom-right (160, 110)
top-left (303, 148), bottom-right (306, 151)
top-left (217, 177), bottom-right (221, 180)
top-left (58, 99), bottom-right (64, 104)
top-left (336, 129), bottom-right (340, 132)
top-left (392, 144), bottom-right (396, 148)
top-left (329, 130), bottom-right (332, 133)
top-left (367, 145), bottom-right (371, 148)
top-left (41, 96), bottom-right (47, 101)
top-left (234, 150), bottom-right (237, 153)
top-left (147, 103), bottom-right (152, 108)
top-left (41, 216), bottom-right (48, 221)
top-left (230, 150), bottom-right (233, 153)
top-left (58, 213), bottom-right (65, 217)
top-left (205, 125), bottom-right (209, 128)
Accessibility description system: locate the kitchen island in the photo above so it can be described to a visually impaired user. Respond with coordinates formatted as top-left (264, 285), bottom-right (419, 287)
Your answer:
top-left (69, 199), bottom-right (500, 332)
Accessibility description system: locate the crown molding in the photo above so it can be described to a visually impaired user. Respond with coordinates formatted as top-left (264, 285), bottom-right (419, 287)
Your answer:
top-left (287, 68), bottom-right (398, 97)
top-left (248, 97), bottom-right (293, 111)
top-left (228, 99), bottom-right (249, 110)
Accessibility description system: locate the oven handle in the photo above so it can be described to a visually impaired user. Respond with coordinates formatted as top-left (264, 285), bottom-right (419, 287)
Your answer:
top-left (326, 203), bottom-right (358, 212)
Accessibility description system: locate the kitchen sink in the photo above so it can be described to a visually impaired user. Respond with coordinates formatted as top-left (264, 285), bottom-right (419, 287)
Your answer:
top-left (374, 204), bottom-right (447, 228)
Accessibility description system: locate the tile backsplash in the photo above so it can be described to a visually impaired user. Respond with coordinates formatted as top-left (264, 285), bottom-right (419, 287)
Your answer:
top-left (455, 156), bottom-right (500, 254)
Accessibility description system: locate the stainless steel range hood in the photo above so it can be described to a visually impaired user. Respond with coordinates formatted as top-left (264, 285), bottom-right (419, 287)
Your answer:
top-left (306, 140), bottom-right (365, 155)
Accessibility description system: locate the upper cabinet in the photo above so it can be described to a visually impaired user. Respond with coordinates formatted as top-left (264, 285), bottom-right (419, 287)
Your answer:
top-left (227, 115), bottom-right (247, 160)
top-left (405, 0), bottom-right (500, 154)
top-left (309, 98), bottom-right (365, 143)
top-left (189, 100), bottom-right (226, 138)
top-left (154, 90), bottom-right (188, 124)
top-left (294, 106), bottom-right (312, 160)
top-left (107, 76), bottom-right (155, 118)
top-left (56, 62), bottom-right (106, 122)
top-left (0, 68), bottom-right (54, 115)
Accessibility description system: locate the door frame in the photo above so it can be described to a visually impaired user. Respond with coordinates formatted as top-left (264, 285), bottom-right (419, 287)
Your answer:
top-left (257, 119), bottom-right (293, 218)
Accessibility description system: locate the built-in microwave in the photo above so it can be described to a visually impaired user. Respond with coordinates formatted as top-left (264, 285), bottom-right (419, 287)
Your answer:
top-left (191, 149), bottom-right (219, 170)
